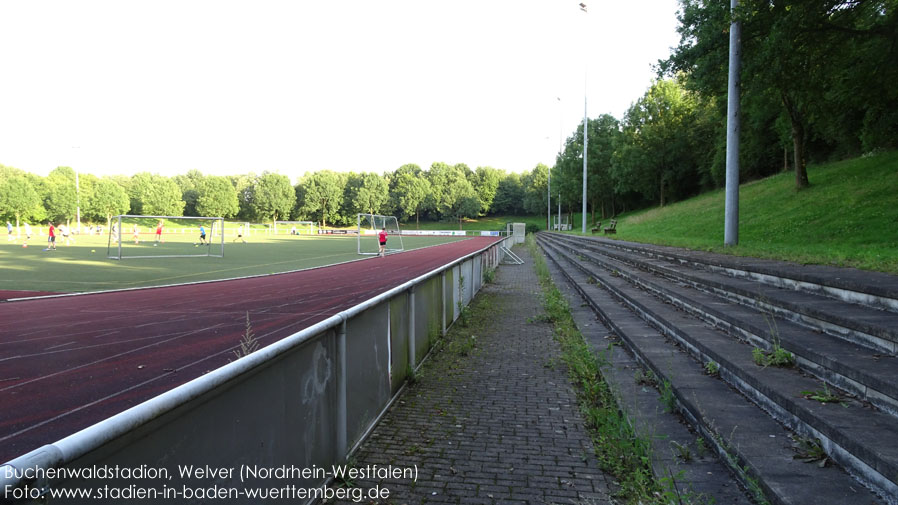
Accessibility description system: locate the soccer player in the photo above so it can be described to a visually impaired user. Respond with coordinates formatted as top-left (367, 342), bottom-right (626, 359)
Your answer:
top-left (60, 223), bottom-right (73, 245)
top-left (45, 222), bottom-right (57, 251)
top-left (23, 223), bottom-right (31, 247)
top-left (233, 225), bottom-right (246, 243)
top-left (6, 221), bottom-right (13, 241)
top-left (197, 225), bottom-right (207, 245)
top-left (378, 227), bottom-right (388, 257)
top-left (132, 224), bottom-right (140, 244)
top-left (154, 220), bottom-right (164, 246)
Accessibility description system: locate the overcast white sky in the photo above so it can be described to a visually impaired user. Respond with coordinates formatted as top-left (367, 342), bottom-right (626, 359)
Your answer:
top-left (0, 0), bottom-right (681, 180)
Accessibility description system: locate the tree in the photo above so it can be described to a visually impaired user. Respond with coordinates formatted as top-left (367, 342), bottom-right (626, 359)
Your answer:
top-left (664, 0), bottom-right (898, 190)
top-left (611, 79), bottom-right (712, 208)
top-left (392, 171), bottom-right (431, 227)
top-left (345, 172), bottom-right (390, 216)
top-left (297, 170), bottom-right (345, 227)
top-left (42, 167), bottom-right (78, 224)
top-left (128, 172), bottom-right (185, 216)
top-left (173, 169), bottom-right (205, 217)
top-left (474, 166), bottom-right (503, 215)
top-left (522, 164), bottom-right (549, 215)
top-left (0, 175), bottom-right (41, 229)
top-left (443, 175), bottom-right (481, 229)
top-left (195, 176), bottom-right (239, 218)
top-left (492, 173), bottom-right (525, 215)
top-left (248, 172), bottom-right (296, 224)
top-left (230, 173), bottom-right (258, 220)
top-left (86, 178), bottom-right (130, 231)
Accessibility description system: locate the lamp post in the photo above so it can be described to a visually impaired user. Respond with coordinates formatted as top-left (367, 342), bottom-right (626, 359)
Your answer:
top-left (724, 0), bottom-right (741, 246)
top-left (579, 2), bottom-right (588, 235)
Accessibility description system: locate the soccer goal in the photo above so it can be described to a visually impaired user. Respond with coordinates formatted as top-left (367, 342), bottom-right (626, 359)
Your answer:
top-left (274, 220), bottom-right (317, 235)
top-left (106, 215), bottom-right (225, 260)
top-left (357, 214), bottom-right (403, 255)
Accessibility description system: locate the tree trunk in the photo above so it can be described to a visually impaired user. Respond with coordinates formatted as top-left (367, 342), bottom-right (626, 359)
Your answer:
top-left (782, 92), bottom-right (810, 189)
top-left (783, 144), bottom-right (789, 172)
top-left (659, 177), bottom-right (666, 207)
top-left (415, 211), bottom-right (419, 229)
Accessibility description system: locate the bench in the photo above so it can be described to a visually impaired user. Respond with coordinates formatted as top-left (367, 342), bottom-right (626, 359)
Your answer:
top-left (590, 222), bottom-right (601, 234)
top-left (603, 219), bottom-right (617, 234)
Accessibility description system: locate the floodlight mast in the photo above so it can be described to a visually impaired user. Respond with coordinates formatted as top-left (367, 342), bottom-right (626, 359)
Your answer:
top-left (724, 0), bottom-right (742, 246)
top-left (580, 2), bottom-right (588, 235)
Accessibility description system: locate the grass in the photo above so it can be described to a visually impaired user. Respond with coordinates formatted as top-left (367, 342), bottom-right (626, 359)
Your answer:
top-left (563, 150), bottom-right (898, 274)
top-left (0, 230), bottom-right (470, 293)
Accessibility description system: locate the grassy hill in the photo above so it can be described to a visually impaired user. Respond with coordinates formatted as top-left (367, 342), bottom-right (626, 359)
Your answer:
top-left (595, 150), bottom-right (898, 274)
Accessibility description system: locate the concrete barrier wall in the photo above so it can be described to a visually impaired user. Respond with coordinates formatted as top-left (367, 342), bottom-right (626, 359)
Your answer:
top-left (1, 237), bottom-right (512, 504)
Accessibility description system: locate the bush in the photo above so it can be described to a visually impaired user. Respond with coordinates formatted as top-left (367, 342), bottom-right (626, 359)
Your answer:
top-left (525, 223), bottom-right (541, 235)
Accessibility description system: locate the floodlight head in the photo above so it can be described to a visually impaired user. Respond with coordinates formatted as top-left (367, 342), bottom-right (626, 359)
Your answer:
top-left (579, 2), bottom-right (587, 12)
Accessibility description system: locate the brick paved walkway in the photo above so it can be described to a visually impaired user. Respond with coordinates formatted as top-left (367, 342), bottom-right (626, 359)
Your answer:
top-left (328, 247), bottom-right (612, 505)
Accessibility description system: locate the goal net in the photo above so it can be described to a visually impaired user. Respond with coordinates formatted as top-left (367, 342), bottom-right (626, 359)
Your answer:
top-left (357, 214), bottom-right (403, 255)
top-left (106, 215), bottom-right (225, 260)
top-left (274, 220), bottom-right (317, 235)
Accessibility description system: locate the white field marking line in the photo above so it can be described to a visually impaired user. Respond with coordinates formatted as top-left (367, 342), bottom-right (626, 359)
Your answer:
top-left (44, 341), bottom-right (77, 351)
top-left (0, 323), bottom-right (228, 392)
top-left (1, 326), bottom-right (194, 363)
top-left (0, 313), bottom-right (324, 445)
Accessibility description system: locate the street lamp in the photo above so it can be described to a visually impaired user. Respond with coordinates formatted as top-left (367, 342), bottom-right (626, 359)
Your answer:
top-left (580, 2), bottom-right (588, 235)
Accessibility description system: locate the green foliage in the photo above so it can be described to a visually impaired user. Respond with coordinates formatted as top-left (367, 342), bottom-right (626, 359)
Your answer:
top-left (790, 435), bottom-right (829, 468)
top-left (704, 361), bottom-right (720, 376)
top-left (248, 172), bottom-right (295, 223)
top-left (391, 170), bottom-right (431, 227)
top-left (86, 178), bottom-right (130, 227)
top-left (196, 175), bottom-right (239, 218)
top-left (659, 379), bottom-right (676, 413)
top-left (129, 172), bottom-right (186, 216)
top-left (800, 383), bottom-right (844, 405)
top-left (42, 168), bottom-right (78, 222)
top-left (296, 170), bottom-right (346, 227)
top-left (752, 344), bottom-right (794, 368)
top-left (0, 174), bottom-right (42, 223)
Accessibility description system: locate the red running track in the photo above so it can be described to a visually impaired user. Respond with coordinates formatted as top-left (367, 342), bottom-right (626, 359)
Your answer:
top-left (0, 237), bottom-right (500, 463)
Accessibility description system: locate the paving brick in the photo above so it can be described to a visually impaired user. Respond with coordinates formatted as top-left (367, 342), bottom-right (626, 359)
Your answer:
top-left (326, 248), bottom-right (612, 504)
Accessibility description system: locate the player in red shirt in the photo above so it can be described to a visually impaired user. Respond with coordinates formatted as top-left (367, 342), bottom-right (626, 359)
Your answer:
top-left (378, 227), bottom-right (388, 257)
top-left (46, 222), bottom-right (57, 251)
top-left (154, 220), bottom-right (164, 246)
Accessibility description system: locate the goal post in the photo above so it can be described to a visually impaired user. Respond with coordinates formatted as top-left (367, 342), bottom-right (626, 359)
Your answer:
top-left (357, 214), bottom-right (403, 255)
top-left (106, 215), bottom-right (225, 260)
top-left (274, 220), bottom-right (317, 235)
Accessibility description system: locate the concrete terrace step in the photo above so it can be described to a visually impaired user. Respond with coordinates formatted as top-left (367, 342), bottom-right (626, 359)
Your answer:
top-left (569, 234), bottom-right (898, 314)
top-left (545, 254), bottom-right (754, 505)
top-left (550, 234), bottom-right (898, 355)
top-left (538, 235), bottom-right (896, 505)
top-left (545, 234), bottom-right (898, 417)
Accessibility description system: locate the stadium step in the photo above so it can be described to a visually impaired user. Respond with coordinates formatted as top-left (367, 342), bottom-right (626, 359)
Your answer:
top-left (537, 233), bottom-right (897, 505)
top-left (545, 234), bottom-right (898, 416)
top-left (549, 234), bottom-right (898, 355)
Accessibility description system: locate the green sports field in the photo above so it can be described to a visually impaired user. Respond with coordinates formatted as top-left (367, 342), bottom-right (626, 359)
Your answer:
top-left (0, 228), bottom-right (471, 294)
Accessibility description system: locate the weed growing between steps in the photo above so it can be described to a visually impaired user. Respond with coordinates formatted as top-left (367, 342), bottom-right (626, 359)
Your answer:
top-left (528, 236), bottom-right (704, 504)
